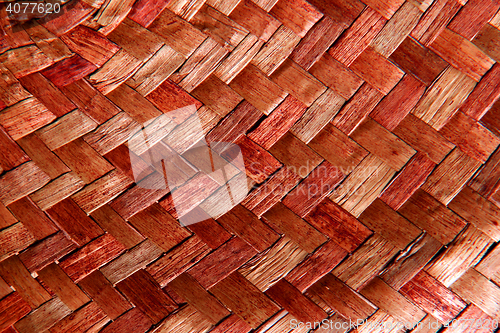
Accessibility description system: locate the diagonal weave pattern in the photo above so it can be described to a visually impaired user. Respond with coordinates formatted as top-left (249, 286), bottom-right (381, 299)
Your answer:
top-left (2, 0), bottom-right (500, 332)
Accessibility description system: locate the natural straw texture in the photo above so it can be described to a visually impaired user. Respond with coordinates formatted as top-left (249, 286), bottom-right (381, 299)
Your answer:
top-left (1, 0), bottom-right (500, 332)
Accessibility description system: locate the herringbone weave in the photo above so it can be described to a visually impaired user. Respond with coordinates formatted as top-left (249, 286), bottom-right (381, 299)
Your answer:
top-left (1, 0), bottom-right (500, 332)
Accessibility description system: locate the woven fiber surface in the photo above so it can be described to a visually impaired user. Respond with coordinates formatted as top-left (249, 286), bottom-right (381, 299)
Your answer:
top-left (2, 0), bottom-right (500, 332)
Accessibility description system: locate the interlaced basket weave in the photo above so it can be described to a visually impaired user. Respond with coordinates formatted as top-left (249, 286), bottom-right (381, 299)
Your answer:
top-left (1, 0), bottom-right (500, 332)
